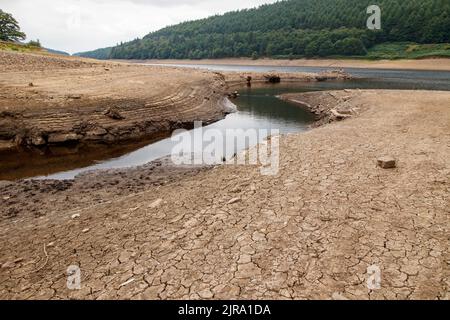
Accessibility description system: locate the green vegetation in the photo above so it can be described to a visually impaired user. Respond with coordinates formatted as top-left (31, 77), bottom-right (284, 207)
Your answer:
top-left (0, 40), bottom-right (44, 53)
top-left (76, 0), bottom-right (450, 60)
top-left (0, 9), bottom-right (26, 42)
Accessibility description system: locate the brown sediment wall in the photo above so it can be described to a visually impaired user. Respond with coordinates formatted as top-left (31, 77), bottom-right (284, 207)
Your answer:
top-left (0, 51), bottom-right (232, 152)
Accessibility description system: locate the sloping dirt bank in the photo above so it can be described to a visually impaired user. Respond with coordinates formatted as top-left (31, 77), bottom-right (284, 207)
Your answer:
top-left (0, 90), bottom-right (448, 299)
top-left (0, 51), bottom-right (334, 154)
top-left (145, 57), bottom-right (450, 71)
top-left (0, 51), bottom-right (230, 152)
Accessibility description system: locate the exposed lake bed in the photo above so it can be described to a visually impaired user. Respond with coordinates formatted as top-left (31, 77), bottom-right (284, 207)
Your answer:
top-left (1, 87), bottom-right (449, 299)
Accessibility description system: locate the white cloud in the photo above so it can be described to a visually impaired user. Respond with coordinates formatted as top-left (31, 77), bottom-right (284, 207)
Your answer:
top-left (0, 0), bottom-right (278, 54)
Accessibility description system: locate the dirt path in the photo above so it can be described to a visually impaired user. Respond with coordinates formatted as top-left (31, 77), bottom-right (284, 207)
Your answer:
top-left (0, 90), bottom-right (448, 300)
top-left (144, 57), bottom-right (450, 71)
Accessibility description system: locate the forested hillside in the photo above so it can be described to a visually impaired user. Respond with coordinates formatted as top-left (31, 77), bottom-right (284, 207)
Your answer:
top-left (76, 0), bottom-right (450, 60)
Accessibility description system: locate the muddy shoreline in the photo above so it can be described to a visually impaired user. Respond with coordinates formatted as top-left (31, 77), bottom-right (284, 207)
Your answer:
top-left (141, 57), bottom-right (450, 71)
top-left (1, 89), bottom-right (448, 299)
top-left (278, 89), bottom-right (363, 127)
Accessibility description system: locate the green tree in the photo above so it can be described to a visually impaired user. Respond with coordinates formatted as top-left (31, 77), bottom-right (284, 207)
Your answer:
top-left (0, 10), bottom-right (26, 42)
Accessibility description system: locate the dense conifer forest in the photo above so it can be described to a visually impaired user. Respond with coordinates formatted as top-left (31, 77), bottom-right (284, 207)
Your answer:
top-left (76, 0), bottom-right (450, 60)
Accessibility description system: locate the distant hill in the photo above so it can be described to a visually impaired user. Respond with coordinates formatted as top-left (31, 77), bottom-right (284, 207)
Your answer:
top-left (45, 48), bottom-right (69, 56)
top-left (77, 0), bottom-right (450, 60)
top-left (74, 47), bottom-right (112, 59)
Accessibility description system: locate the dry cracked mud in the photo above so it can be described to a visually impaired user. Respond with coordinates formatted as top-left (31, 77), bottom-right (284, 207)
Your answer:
top-left (0, 89), bottom-right (448, 300)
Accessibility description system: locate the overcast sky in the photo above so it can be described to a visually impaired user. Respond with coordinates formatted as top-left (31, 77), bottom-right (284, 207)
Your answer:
top-left (1, 0), bottom-right (278, 54)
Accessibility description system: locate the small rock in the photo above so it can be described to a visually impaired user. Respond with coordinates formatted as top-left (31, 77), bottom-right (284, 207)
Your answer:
top-left (3, 196), bottom-right (10, 200)
top-left (377, 156), bottom-right (397, 169)
top-left (47, 242), bottom-right (55, 247)
top-left (82, 228), bottom-right (90, 233)
top-left (228, 91), bottom-right (240, 99)
top-left (71, 213), bottom-right (80, 219)
top-left (28, 82), bottom-right (34, 87)
top-left (149, 198), bottom-right (163, 209)
top-left (67, 94), bottom-right (82, 99)
top-left (227, 197), bottom-right (241, 205)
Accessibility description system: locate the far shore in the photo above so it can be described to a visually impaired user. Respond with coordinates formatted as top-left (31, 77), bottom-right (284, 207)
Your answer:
top-left (136, 57), bottom-right (450, 72)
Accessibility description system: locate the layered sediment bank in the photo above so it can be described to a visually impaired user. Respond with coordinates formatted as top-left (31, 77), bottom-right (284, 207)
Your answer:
top-left (0, 51), bottom-right (230, 152)
top-left (0, 51), bottom-right (340, 153)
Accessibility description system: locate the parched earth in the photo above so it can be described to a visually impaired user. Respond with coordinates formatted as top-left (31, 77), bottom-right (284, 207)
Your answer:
top-left (0, 90), bottom-right (448, 300)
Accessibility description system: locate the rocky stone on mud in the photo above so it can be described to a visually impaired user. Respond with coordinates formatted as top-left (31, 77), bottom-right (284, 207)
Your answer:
top-left (227, 197), bottom-right (241, 205)
top-left (104, 107), bottom-right (125, 120)
top-left (84, 128), bottom-right (108, 141)
top-left (47, 133), bottom-right (82, 144)
top-left (279, 90), bottom-right (360, 127)
top-left (377, 156), bottom-right (397, 169)
top-left (67, 94), bottom-right (82, 99)
top-left (228, 91), bottom-right (240, 99)
top-left (149, 199), bottom-right (163, 209)
top-left (264, 74), bottom-right (281, 83)
top-left (30, 135), bottom-right (46, 146)
top-left (330, 109), bottom-right (352, 121)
